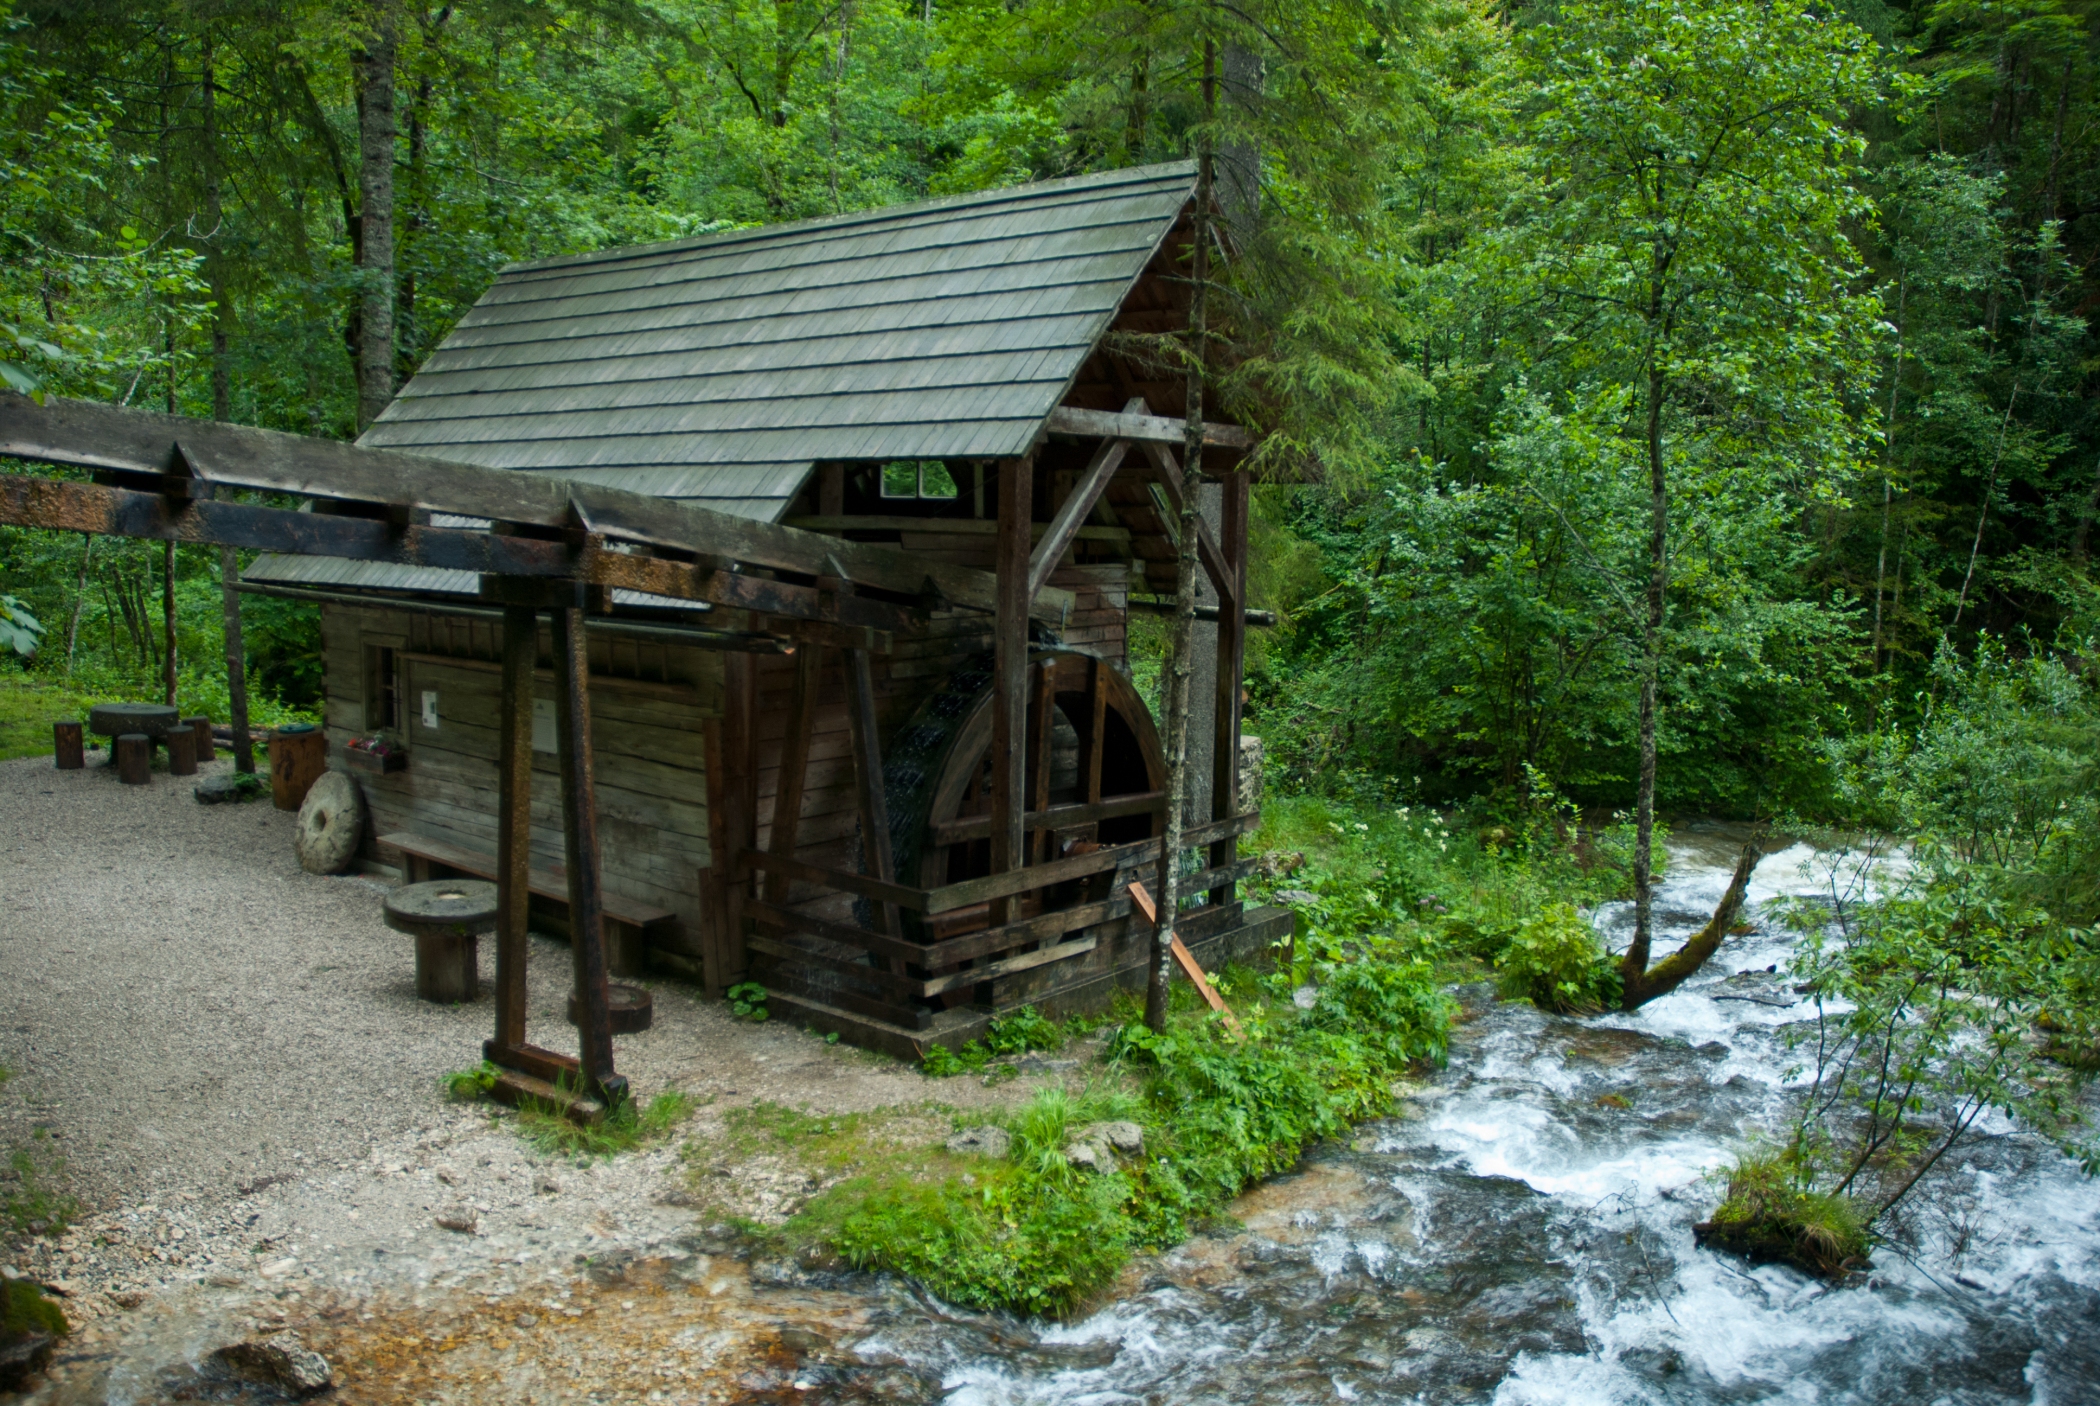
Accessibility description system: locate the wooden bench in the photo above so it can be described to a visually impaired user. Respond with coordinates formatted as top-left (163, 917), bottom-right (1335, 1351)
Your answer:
top-left (378, 831), bottom-right (677, 978)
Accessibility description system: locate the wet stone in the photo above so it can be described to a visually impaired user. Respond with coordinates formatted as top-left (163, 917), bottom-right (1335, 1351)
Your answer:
top-left (208, 1334), bottom-right (334, 1397)
top-left (943, 1126), bottom-right (1011, 1159)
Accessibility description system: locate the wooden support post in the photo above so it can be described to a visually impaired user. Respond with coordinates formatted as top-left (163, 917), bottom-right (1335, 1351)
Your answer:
top-left (220, 544), bottom-right (254, 773)
top-left (1210, 469), bottom-right (1249, 909)
top-left (1028, 659), bottom-right (1056, 864)
top-left (492, 604), bottom-right (536, 1053)
top-left (1084, 655), bottom-right (1107, 806)
top-left (764, 643), bottom-right (823, 906)
top-left (551, 596), bottom-right (625, 1106)
top-left (719, 650), bottom-right (757, 989)
top-left (990, 454), bottom-right (1033, 924)
top-left (844, 646), bottom-right (900, 937)
top-left (161, 540), bottom-right (177, 707)
top-left (52, 720), bottom-right (83, 770)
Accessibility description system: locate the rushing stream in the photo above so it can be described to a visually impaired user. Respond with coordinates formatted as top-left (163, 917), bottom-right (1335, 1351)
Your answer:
top-left (843, 826), bottom-right (2100, 1405)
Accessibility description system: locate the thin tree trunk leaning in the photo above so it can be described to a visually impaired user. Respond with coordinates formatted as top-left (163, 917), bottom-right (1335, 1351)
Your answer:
top-left (64, 534), bottom-right (91, 672)
top-left (162, 540), bottom-right (177, 706)
top-left (1870, 273), bottom-right (1905, 696)
top-left (220, 544), bottom-right (254, 772)
top-left (1948, 378), bottom-right (2019, 642)
top-left (1145, 40), bottom-right (1216, 1034)
top-left (1623, 311), bottom-right (1668, 992)
top-left (355, 9), bottom-right (398, 432)
top-left (1621, 838), bottom-right (1764, 1010)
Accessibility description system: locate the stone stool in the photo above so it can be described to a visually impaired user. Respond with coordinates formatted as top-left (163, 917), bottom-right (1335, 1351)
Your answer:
top-left (384, 880), bottom-right (497, 1004)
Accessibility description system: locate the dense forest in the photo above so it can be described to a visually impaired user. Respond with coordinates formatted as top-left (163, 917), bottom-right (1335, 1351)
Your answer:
top-left (0, 0), bottom-right (2093, 834)
top-left (0, 0), bottom-right (2095, 1319)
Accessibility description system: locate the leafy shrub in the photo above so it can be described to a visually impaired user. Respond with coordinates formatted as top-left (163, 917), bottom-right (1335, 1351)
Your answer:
top-left (440, 1061), bottom-right (501, 1101)
top-left (1493, 902), bottom-right (1621, 1012)
top-left (920, 1005), bottom-right (1063, 1076)
top-left (727, 982), bottom-right (769, 1021)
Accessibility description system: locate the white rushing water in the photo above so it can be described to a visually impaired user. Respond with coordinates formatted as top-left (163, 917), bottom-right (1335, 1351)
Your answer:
top-left (859, 827), bottom-right (2100, 1405)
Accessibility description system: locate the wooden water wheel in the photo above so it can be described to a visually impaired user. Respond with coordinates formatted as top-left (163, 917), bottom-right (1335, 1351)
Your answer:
top-left (875, 646), bottom-right (1166, 998)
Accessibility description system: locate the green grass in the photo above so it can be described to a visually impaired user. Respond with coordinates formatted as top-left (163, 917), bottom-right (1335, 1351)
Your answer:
top-left (440, 1062), bottom-right (701, 1161)
top-left (0, 664), bottom-right (315, 763)
top-left (2, 1132), bottom-right (79, 1239)
top-left (1, 1278), bottom-right (68, 1340)
top-left (1700, 1150), bottom-right (1869, 1279)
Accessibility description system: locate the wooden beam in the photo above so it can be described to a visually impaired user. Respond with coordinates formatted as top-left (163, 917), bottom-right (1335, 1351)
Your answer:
top-left (492, 604), bottom-right (536, 1052)
top-left (786, 516), bottom-right (1131, 546)
top-left (1047, 404), bottom-right (1254, 449)
top-left (1026, 409), bottom-right (1137, 600)
top-left (1136, 441), bottom-right (1238, 609)
top-left (0, 393), bottom-right (1070, 619)
top-left (762, 644), bottom-right (823, 906)
top-left (990, 454), bottom-right (1032, 924)
top-left (1085, 655), bottom-right (1109, 805)
top-left (1211, 467), bottom-right (1249, 908)
top-left (928, 789), bottom-right (1164, 846)
top-left (739, 849), bottom-right (929, 912)
top-left (1027, 658), bottom-right (1056, 864)
top-left (1126, 880), bottom-right (1245, 1036)
top-left (550, 597), bottom-right (624, 1106)
top-left (844, 645), bottom-right (901, 937)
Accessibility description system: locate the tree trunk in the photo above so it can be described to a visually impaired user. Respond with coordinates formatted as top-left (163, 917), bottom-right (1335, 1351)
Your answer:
top-left (1620, 320), bottom-right (1667, 1002)
top-left (1145, 41), bottom-right (1215, 1033)
top-left (1870, 273), bottom-right (1905, 693)
top-left (1622, 839), bottom-right (1763, 1008)
top-left (63, 534), bottom-right (92, 673)
top-left (162, 540), bottom-right (178, 706)
top-left (355, 9), bottom-right (398, 432)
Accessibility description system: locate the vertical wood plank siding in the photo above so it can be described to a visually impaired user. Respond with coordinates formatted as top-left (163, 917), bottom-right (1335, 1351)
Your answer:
top-left (321, 602), bottom-right (722, 959)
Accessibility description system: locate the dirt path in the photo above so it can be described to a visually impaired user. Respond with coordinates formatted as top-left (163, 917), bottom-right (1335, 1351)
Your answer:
top-left (0, 752), bottom-right (1053, 1401)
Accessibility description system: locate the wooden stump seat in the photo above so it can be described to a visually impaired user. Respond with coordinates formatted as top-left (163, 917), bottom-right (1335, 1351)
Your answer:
top-left (384, 878), bottom-right (498, 1004)
top-left (378, 830), bottom-right (675, 979)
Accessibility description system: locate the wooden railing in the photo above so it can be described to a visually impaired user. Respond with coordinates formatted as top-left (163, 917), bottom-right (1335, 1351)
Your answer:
top-left (738, 809), bottom-right (1261, 1028)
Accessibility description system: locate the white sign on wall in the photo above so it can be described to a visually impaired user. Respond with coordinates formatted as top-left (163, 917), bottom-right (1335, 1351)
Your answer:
top-left (421, 690), bottom-right (439, 729)
top-left (533, 698), bottom-right (557, 753)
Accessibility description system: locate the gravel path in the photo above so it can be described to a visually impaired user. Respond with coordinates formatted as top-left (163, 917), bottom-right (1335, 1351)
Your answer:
top-left (0, 750), bottom-right (1038, 1400)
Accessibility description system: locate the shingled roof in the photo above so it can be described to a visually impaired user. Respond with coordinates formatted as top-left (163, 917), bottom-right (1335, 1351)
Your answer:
top-left (355, 161), bottom-right (1200, 523)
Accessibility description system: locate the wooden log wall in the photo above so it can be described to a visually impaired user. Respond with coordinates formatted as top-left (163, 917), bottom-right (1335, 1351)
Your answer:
top-left (320, 602), bottom-right (723, 968)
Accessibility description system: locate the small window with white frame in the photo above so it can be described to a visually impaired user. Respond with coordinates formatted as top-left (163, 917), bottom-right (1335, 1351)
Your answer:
top-left (879, 460), bottom-right (959, 501)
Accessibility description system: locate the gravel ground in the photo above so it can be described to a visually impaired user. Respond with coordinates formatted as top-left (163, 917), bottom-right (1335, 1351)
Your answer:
top-left (0, 750), bottom-right (1051, 1401)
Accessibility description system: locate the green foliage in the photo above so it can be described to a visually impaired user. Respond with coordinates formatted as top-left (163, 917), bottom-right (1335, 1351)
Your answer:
top-left (440, 1061), bottom-right (502, 1102)
top-left (726, 982), bottom-right (770, 1022)
top-left (1493, 903), bottom-right (1620, 1013)
top-left (920, 1004), bottom-right (1064, 1077)
top-left (1, 1277), bottom-right (68, 1340)
top-left (0, 594), bottom-right (40, 657)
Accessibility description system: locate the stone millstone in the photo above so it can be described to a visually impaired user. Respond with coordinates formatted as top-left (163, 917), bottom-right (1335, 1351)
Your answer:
top-left (209, 1334), bottom-right (334, 1397)
top-left (384, 880), bottom-right (499, 935)
top-left (566, 982), bottom-right (655, 1034)
top-left (295, 770), bottom-right (368, 874)
top-left (86, 702), bottom-right (179, 740)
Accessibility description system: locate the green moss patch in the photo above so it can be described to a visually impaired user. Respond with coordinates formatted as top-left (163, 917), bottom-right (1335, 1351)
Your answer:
top-left (1696, 1152), bottom-right (1869, 1279)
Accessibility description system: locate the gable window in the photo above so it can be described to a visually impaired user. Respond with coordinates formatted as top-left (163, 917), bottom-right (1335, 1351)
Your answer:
top-left (880, 460), bottom-right (959, 501)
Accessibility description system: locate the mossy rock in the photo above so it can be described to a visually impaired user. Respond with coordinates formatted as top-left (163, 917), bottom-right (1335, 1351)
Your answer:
top-left (1695, 1176), bottom-right (1868, 1281)
top-left (0, 1279), bottom-right (67, 1390)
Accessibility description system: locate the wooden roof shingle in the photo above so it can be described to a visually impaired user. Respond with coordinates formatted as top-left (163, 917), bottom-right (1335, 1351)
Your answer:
top-left (357, 161), bottom-right (1200, 524)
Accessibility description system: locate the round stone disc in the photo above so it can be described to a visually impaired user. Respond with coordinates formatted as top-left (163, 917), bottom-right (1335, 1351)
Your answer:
top-left (87, 702), bottom-right (180, 739)
top-left (385, 879), bottom-right (500, 933)
top-left (294, 769), bottom-right (368, 875)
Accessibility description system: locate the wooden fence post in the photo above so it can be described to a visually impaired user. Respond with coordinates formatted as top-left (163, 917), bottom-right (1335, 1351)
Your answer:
top-left (493, 604), bottom-right (536, 1054)
top-left (551, 596), bottom-right (624, 1106)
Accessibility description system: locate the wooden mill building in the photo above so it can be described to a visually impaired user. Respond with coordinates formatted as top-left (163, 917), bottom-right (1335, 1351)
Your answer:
top-left (242, 161), bottom-right (1289, 1054)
